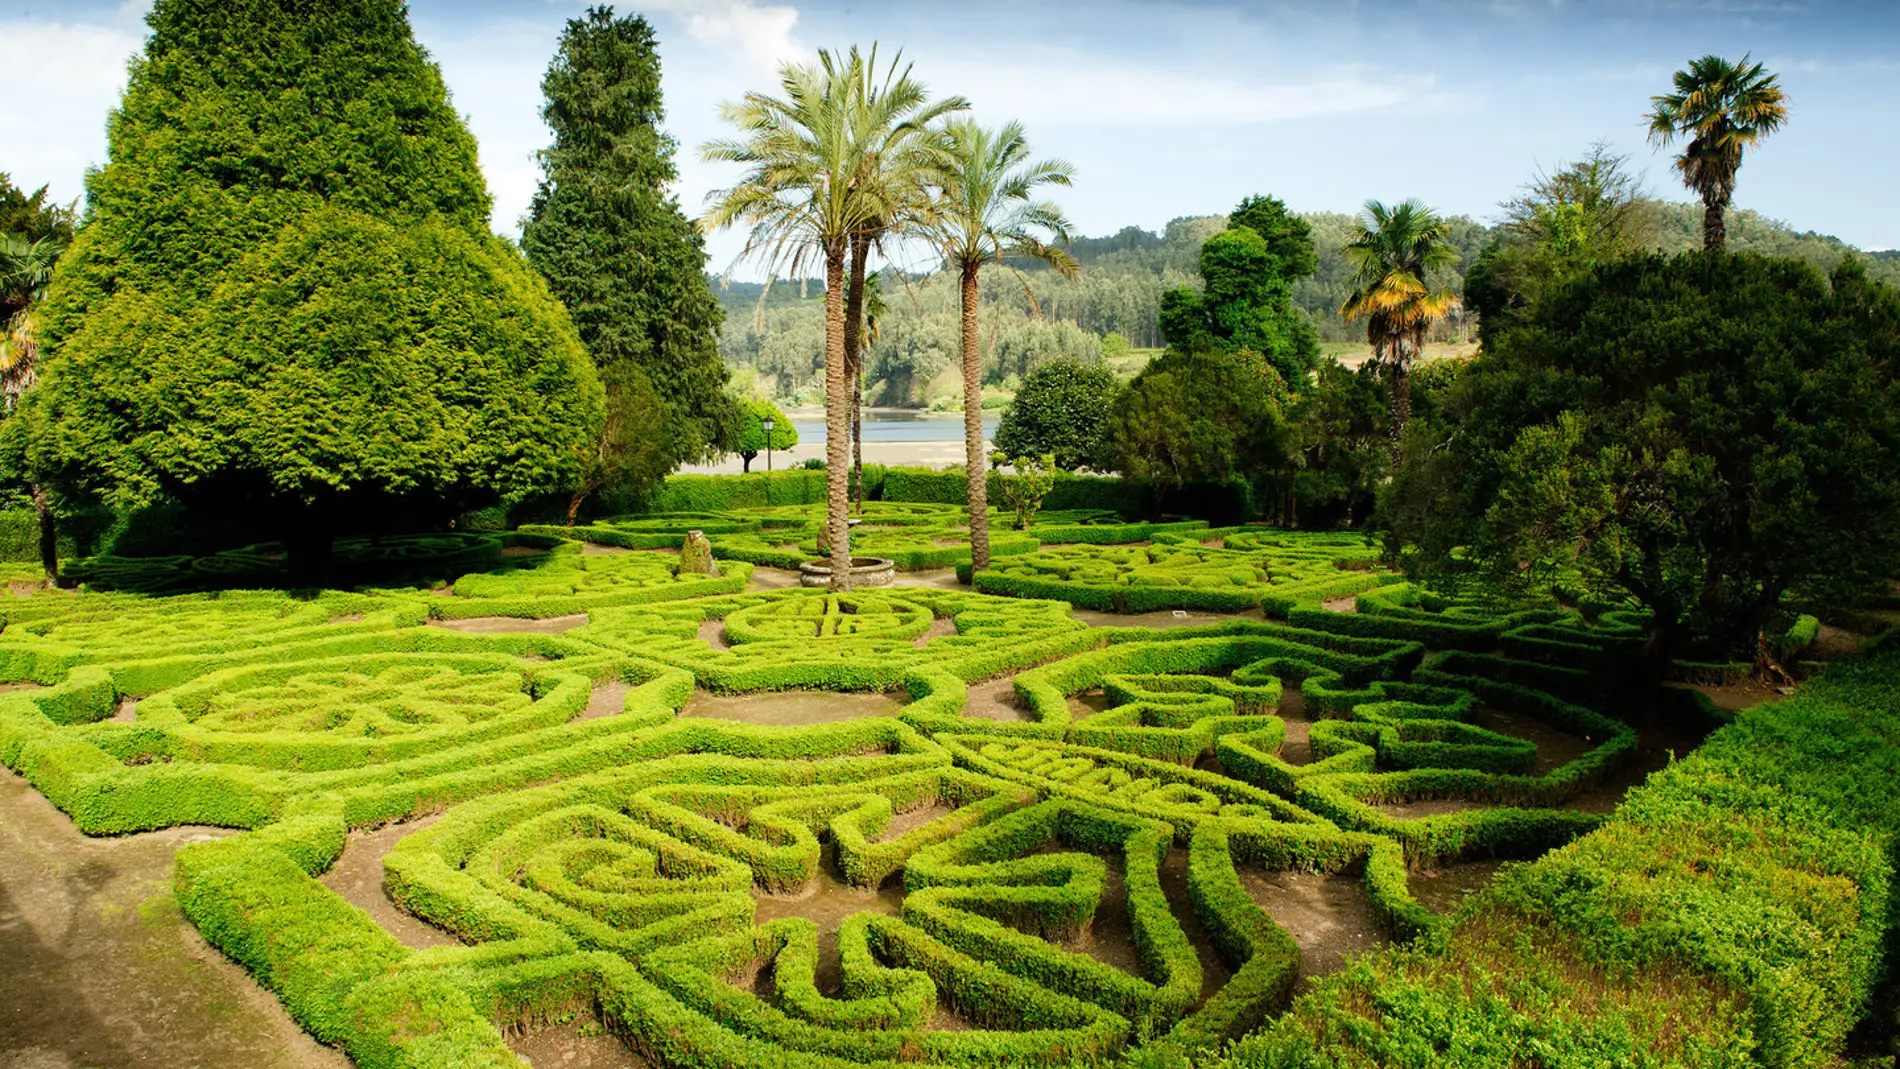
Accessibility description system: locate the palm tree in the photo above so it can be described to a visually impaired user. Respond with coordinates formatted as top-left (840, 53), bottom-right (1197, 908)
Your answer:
top-left (1338, 199), bottom-right (1459, 454)
top-left (0, 232), bottom-right (63, 400)
top-left (702, 47), bottom-right (963, 588)
top-left (930, 119), bottom-right (1077, 570)
top-left (0, 230), bottom-right (70, 583)
top-left (1646, 54), bottom-right (1788, 250)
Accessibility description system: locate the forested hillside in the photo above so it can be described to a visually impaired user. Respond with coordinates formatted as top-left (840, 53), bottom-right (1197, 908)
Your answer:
top-left (715, 201), bottom-right (1898, 405)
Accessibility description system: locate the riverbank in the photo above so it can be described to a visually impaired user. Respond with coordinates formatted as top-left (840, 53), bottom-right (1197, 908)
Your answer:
top-left (680, 407), bottom-right (997, 474)
top-left (680, 436), bottom-right (986, 474)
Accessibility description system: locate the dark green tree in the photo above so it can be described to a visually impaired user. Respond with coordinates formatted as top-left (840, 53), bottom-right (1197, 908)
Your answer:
top-left (523, 6), bottom-right (734, 491)
top-left (20, 0), bottom-right (603, 578)
top-left (1387, 252), bottom-right (1900, 677)
top-left (1229, 194), bottom-right (1319, 280)
top-left (1111, 346), bottom-right (1291, 501)
top-left (1157, 195), bottom-right (1319, 384)
top-left (0, 174), bottom-right (76, 245)
top-left (994, 359), bottom-right (1118, 471)
top-left (1287, 359), bottom-right (1387, 528)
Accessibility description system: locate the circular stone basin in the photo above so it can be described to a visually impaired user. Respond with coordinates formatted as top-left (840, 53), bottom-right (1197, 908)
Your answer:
top-left (798, 556), bottom-right (897, 588)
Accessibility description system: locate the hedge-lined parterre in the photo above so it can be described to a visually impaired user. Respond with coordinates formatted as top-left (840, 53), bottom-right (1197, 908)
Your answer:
top-left (1, 528), bottom-right (1823, 1067)
top-left (966, 531), bottom-right (1397, 615)
top-left (539, 504), bottom-right (1212, 572)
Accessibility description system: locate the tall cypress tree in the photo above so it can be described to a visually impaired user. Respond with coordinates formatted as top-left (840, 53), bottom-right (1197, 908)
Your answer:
top-left (21, 0), bottom-right (604, 576)
top-left (523, 6), bottom-right (735, 506)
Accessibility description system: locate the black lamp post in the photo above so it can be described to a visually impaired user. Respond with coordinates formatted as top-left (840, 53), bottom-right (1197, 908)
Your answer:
top-left (762, 416), bottom-right (776, 473)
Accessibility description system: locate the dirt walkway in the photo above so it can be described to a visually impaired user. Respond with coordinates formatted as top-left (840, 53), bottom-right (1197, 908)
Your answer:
top-left (0, 768), bottom-right (348, 1069)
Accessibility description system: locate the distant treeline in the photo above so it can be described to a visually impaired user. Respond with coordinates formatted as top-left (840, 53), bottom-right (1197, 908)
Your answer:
top-left (713, 201), bottom-right (1899, 404)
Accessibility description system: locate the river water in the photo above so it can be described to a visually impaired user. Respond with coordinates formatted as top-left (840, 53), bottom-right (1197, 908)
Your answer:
top-left (790, 409), bottom-right (999, 444)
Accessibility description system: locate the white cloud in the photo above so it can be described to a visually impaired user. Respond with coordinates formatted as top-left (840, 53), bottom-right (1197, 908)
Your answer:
top-left (673, 0), bottom-right (809, 74)
top-left (0, 8), bottom-right (144, 195)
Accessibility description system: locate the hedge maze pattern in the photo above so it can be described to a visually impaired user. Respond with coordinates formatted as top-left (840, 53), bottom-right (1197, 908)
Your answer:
top-left (526, 504), bottom-right (1213, 572)
top-left (0, 529), bottom-right (1708, 1069)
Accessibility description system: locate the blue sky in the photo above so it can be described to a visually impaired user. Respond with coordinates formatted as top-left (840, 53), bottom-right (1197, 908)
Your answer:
top-left (4, 0), bottom-right (1896, 275)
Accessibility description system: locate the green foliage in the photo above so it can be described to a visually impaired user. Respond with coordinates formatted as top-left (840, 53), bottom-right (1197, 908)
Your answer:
top-left (1, 522), bottom-right (1894, 1067)
top-left (732, 398), bottom-right (798, 472)
top-left (1645, 202), bottom-right (1900, 286)
top-left (1465, 143), bottom-right (1652, 347)
top-left (1100, 331), bottom-right (1133, 359)
top-left (994, 360), bottom-right (1119, 471)
top-left (1111, 347), bottom-right (1290, 495)
top-left (1287, 360), bottom-right (1388, 528)
top-left (521, 7), bottom-right (734, 475)
top-left (1229, 196), bottom-right (1319, 281)
top-left (22, 0), bottom-right (602, 568)
top-left (1645, 54), bottom-right (1788, 249)
top-left (998, 455), bottom-right (1058, 530)
top-left (0, 173), bottom-right (75, 330)
top-left (556, 502), bottom-right (1183, 572)
top-left (0, 173), bottom-right (76, 244)
top-left (1224, 648), bottom-right (1900, 1068)
top-left (1157, 195), bottom-right (1320, 385)
top-left (0, 507), bottom-right (108, 562)
top-left (971, 528), bottom-right (1387, 615)
top-left (725, 269), bottom-right (1106, 404)
top-left (1389, 252), bottom-right (1900, 659)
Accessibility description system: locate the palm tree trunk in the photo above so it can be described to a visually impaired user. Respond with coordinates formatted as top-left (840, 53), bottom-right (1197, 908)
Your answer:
top-left (1702, 198), bottom-right (1726, 250)
top-left (853, 370), bottom-right (864, 513)
top-left (823, 244), bottom-right (852, 591)
top-left (1386, 336), bottom-right (1412, 464)
top-left (843, 234), bottom-right (869, 516)
top-left (961, 262), bottom-right (990, 571)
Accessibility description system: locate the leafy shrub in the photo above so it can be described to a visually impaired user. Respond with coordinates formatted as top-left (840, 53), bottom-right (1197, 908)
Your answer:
top-left (994, 360), bottom-right (1120, 471)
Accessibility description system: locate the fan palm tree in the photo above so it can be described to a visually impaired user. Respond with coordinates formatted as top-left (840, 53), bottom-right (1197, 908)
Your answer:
top-left (1338, 199), bottom-right (1459, 454)
top-left (930, 118), bottom-right (1078, 570)
top-left (702, 46), bottom-right (963, 588)
top-left (0, 230), bottom-right (70, 584)
top-left (0, 232), bottom-right (63, 400)
top-left (1646, 54), bottom-right (1787, 250)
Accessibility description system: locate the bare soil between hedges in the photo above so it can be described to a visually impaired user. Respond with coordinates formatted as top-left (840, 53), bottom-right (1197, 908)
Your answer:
top-left (0, 768), bottom-right (348, 1069)
top-left (318, 816), bottom-right (456, 952)
top-left (508, 1013), bottom-right (652, 1069)
top-left (681, 688), bottom-right (910, 726)
top-left (1242, 869), bottom-right (1388, 981)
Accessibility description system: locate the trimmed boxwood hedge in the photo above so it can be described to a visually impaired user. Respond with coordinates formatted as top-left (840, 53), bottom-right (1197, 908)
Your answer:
top-left (7, 525), bottom-right (1889, 1068)
top-left (1215, 647), bottom-right (1900, 1069)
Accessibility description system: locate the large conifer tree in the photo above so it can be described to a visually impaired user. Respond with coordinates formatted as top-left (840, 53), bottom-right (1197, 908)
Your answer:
top-left (22, 0), bottom-right (604, 576)
top-left (522, 5), bottom-right (734, 506)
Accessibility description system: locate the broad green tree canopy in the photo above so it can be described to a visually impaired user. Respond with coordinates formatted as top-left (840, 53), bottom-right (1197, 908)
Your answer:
top-left (1388, 251), bottom-right (1900, 661)
top-left (734, 398), bottom-right (798, 469)
top-left (994, 359), bottom-right (1118, 472)
top-left (22, 0), bottom-right (603, 563)
top-left (1111, 347), bottom-right (1290, 495)
top-left (1157, 195), bottom-right (1319, 384)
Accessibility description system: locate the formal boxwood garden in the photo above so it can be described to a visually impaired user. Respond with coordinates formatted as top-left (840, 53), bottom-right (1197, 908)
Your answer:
top-left (0, 527), bottom-right (1891, 1068)
top-left (963, 527), bottom-right (1394, 615)
top-left (530, 503), bottom-right (1210, 572)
